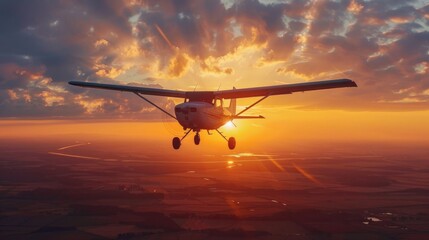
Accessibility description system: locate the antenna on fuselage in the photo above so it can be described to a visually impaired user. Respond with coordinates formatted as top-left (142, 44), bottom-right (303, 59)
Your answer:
top-left (193, 81), bottom-right (199, 92)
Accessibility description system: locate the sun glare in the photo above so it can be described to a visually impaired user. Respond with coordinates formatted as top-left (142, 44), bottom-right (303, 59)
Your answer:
top-left (227, 160), bottom-right (235, 169)
top-left (224, 121), bottom-right (235, 129)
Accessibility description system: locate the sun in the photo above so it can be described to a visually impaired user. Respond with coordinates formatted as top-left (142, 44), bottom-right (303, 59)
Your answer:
top-left (224, 121), bottom-right (235, 129)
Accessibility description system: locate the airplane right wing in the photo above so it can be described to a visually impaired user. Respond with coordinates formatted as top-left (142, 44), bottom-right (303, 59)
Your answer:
top-left (214, 79), bottom-right (357, 99)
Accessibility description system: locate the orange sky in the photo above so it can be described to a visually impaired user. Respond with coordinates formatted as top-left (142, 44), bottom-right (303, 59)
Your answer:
top-left (2, 108), bottom-right (428, 151)
top-left (0, 1), bottom-right (428, 149)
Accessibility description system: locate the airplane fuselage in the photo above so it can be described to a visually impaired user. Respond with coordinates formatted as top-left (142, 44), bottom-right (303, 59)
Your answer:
top-left (175, 101), bottom-right (231, 130)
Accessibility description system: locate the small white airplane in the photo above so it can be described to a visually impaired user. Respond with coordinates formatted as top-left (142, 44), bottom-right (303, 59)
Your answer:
top-left (69, 78), bottom-right (357, 150)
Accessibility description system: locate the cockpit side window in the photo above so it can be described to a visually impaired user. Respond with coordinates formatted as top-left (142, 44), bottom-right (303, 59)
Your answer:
top-left (214, 98), bottom-right (223, 107)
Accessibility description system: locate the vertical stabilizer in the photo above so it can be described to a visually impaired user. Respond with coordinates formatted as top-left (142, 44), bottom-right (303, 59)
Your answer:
top-left (229, 87), bottom-right (236, 115)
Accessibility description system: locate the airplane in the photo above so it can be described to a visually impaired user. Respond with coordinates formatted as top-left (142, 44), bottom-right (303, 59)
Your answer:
top-left (69, 78), bottom-right (357, 150)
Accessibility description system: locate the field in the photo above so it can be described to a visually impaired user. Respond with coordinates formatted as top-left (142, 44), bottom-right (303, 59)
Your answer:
top-left (1, 137), bottom-right (429, 239)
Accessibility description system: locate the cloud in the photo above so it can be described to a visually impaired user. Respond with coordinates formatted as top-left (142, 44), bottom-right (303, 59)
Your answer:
top-left (167, 52), bottom-right (191, 78)
top-left (271, 0), bottom-right (429, 109)
top-left (0, 0), bottom-right (428, 118)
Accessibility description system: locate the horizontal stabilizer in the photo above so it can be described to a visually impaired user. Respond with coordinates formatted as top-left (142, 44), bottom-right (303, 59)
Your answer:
top-left (232, 115), bottom-right (265, 119)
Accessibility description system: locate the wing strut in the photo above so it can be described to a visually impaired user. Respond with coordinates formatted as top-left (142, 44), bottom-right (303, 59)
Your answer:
top-left (235, 95), bottom-right (269, 117)
top-left (133, 92), bottom-right (177, 120)
top-left (216, 129), bottom-right (228, 141)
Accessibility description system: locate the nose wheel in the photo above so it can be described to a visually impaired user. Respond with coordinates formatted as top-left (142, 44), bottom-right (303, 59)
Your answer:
top-left (194, 133), bottom-right (200, 145)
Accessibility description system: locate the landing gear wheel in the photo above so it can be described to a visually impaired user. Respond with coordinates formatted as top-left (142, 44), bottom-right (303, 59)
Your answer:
top-left (228, 137), bottom-right (236, 150)
top-left (194, 134), bottom-right (200, 145)
top-left (172, 137), bottom-right (181, 150)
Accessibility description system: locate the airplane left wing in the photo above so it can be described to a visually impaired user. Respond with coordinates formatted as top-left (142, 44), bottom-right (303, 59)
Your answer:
top-left (69, 81), bottom-right (186, 98)
top-left (214, 78), bottom-right (357, 99)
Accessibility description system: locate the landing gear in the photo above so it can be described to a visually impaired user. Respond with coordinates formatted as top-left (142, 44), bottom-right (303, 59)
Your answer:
top-left (228, 137), bottom-right (236, 150)
top-left (172, 129), bottom-right (192, 150)
top-left (194, 133), bottom-right (200, 145)
top-left (172, 137), bottom-right (181, 149)
top-left (216, 129), bottom-right (236, 150)
top-left (173, 129), bottom-right (236, 150)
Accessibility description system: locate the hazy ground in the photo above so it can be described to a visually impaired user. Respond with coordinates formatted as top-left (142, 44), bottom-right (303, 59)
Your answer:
top-left (1, 134), bottom-right (429, 239)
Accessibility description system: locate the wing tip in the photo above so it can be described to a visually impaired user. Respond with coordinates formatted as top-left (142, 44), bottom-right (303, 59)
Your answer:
top-left (68, 81), bottom-right (81, 86)
top-left (342, 78), bottom-right (357, 87)
top-left (349, 80), bottom-right (358, 87)
top-left (69, 81), bottom-right (92, 88)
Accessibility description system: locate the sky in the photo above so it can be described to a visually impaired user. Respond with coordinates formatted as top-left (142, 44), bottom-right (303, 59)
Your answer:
top-left (0, 0), bottom-right (428, 145)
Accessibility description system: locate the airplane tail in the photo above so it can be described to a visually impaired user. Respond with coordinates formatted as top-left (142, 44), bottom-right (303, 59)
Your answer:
top-left (228, 87), bottom-right (236, 115)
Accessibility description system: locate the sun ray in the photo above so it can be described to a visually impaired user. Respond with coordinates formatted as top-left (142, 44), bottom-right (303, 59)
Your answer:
top-left (268, 155), bottom-right (285, 172)
top-left (292, 162), bottom-right (322, 186)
